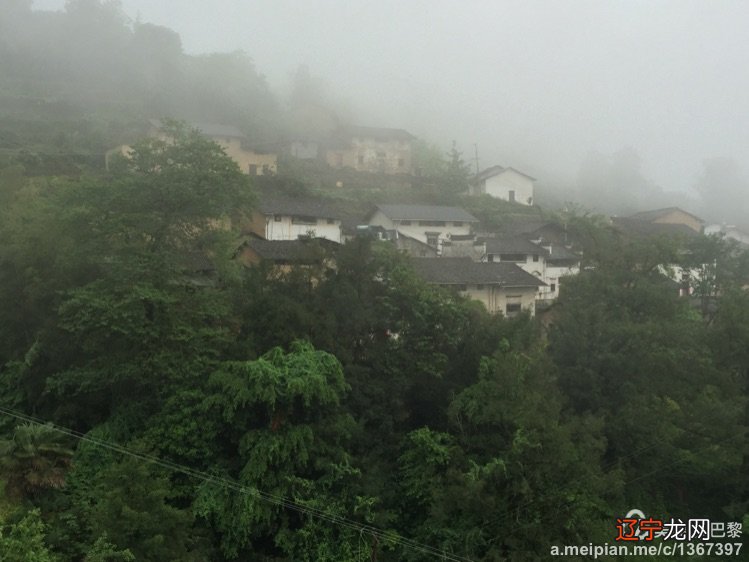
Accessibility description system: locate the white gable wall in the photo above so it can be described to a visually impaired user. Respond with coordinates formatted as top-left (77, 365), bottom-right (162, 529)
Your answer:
top-left (484, 169), bottom-right (534, 205)
top-left (265, 215), bottom-right (342, 243)
top-left (368, 209), bottom-right (474, 251)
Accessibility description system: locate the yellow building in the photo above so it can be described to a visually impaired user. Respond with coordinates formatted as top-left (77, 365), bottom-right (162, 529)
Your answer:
top-left (107, 119), bottom-right (278, 176)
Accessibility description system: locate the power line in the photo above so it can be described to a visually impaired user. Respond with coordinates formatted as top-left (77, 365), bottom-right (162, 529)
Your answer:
top-left (0, 406), bottom-right (474, 562)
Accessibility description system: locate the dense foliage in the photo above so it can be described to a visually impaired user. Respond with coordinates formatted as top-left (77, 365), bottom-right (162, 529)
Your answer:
top-left (0, 124), bottom-right (746, 560)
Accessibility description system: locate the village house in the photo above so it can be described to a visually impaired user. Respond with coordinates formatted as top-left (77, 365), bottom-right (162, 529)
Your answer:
top-left (247, 195), bottom-right (343, 243)
top-left (325, 125), bottom-right (415, 175)
top-left (237, 237), bottom-right (338, 287)
top-left (470, 165), bottom-right (535, 205)
top-left (107, 119), bottom-right (278, 176)
top-left (410, 257), bottom-right (545, 317)
top-left (366, 204), bottom-right (478, 253)
top-left (626, 207), bottom-right (705, 234)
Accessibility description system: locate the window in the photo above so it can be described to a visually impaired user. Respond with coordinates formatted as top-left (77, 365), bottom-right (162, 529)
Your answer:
top-left (327, 218), bottom-right (336, 224)
top-left (476, 284), bottom-right (484, 290)
top-left (551, 283), bottom-right (556, 292)
top-left (291, 215), bottom-right (317, 225)
top-left (505, 303), bottom-right (522, 316)
top-left (508, 190), bottom-right (516, 202)
top-left (533, 254), bottom-right (539, 262)
top-left (426, 234), bottom-right (439, 247)
top-left (274, 215), bottom-right (282, 222)
top-left (401, 220), bottom-right (412, 226)
top-left (419, 221), bottom-right (446, 227)
top-left (453, 221), bottom-right (463, 227)
top-left (457, 284), bottom-right (467, 291)
top-left (500, 253), bottom-right (526, 262)
top-left (249, 164), bottom-right (258, 175)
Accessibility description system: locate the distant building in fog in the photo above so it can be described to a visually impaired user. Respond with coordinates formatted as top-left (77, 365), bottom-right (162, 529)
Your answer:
top-left (470, 165), bottom-right (535, 205)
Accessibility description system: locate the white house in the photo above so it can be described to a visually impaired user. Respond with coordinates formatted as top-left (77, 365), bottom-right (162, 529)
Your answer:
top-left (471, 165), bottom-right (535, 205)
top-left (366, 204), bottom-right (478, 252)
top-left (249, 196), bottom-right (343, 243)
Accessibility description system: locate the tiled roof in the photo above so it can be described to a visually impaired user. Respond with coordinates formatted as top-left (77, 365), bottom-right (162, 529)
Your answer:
top-left (373, 204), bottom-right (478, 222)
top-left (338, 125), bottom-right (415, 141)
top-left (544, 244), bottom-right (581, 264)
top-left (627, 207), bottom-right (704, 224)
top-left (410, 257), bottom-right (546, 287)
top-left (258, 195), bottom-right (342, 220)
top-left (483, 236), bottom-right (549, 256)
top-left (611, 217), bottom-right (700, 239)
top-left (149, 119), bottom-right (245, 139)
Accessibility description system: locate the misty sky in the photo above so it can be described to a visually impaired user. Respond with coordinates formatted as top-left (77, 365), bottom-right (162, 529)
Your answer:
top-left (33, 0), bottom-right (749, 195)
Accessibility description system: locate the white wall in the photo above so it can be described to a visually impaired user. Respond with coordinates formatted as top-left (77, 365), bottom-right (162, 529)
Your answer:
top-left (265, 215), bottom-right (342, 243)
top-left (460, 285), bottom-right (537, 316)
top-left (484, 169), bottom-right (534, 205)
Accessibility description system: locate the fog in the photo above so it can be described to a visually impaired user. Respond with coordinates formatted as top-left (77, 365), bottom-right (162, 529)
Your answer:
top-left (24, 0), bottom-right (749, 223)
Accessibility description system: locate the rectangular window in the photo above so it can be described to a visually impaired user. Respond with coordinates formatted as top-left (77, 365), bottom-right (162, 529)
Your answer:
top-left (401, 220), bottom-right (412, 226)
top-left (533, 254), bottom-right (539, 262)
top-left (291, 215), bottom-right (317, 225)
top-left (457, 284), bottom-right (467, 291)
top-left (509, 190), bottom-right (516, 202)
top-left (453, 221), bottom-right (464, 227)
top-left (551, 283), bottom-right (556, 292)
top-left (274, 215), bottom-right (282, 222)
top-left (327, 218), bottom-right (336, 225)
top-left (426, 234), bottom-right (439, 247)
top-left (505, 303), bottom-right (522, 316)
top-left (500, 253), bottom-right (526, 262)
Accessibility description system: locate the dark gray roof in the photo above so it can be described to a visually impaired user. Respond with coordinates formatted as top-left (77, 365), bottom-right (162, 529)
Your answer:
top-left (246, 239), bottom-right (337, 262)
top-left (338, 125), bottom-right (415, 141)
top-left (544, 244), bottom-right (581, 264)
top-left (149, 119), bottom-right (245, 139)
top-left (258, 195), bottom-right (341, 220)
top-left (373, 204), bottom-right (478, 222)
top-left (611, 217), bottom-right (700, 239)
top-left (410, 257), bottom-right (546, 287)
top-left (483, 236), bottom-right (549, 256)
top-left (627, 207), bottom-right (704, 224)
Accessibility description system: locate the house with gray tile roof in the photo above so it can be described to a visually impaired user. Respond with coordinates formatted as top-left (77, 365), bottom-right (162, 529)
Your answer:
top-left (367, 204), bottom-right (478, 253)
top-left (410, 257), bottom-right (544, 317)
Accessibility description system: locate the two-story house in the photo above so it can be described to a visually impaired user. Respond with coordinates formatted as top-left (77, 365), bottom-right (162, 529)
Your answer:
top-left (325, 126), bottom-right (415, 175)
top-left (107, 119), bottom-right (278, 176)
top-left (366, 204), bottom-right (478, 253)
top-left (248, 196), bottom-right (343, 243)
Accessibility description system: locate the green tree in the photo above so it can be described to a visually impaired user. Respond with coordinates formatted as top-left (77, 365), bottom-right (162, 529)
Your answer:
top-left (194, 341), bottom-right (358, 559)
top-left (0, 508), bottom-right (56, 562)
top-left (0, 423), bottom-right (74, 500)
top-left (89, 458), bottom-right (196, 562)
top-left (37, 123), bottom-right (252, 423)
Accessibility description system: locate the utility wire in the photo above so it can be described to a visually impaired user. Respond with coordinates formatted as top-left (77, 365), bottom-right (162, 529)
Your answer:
top-left (0, 406), bottom-right (474, 562)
